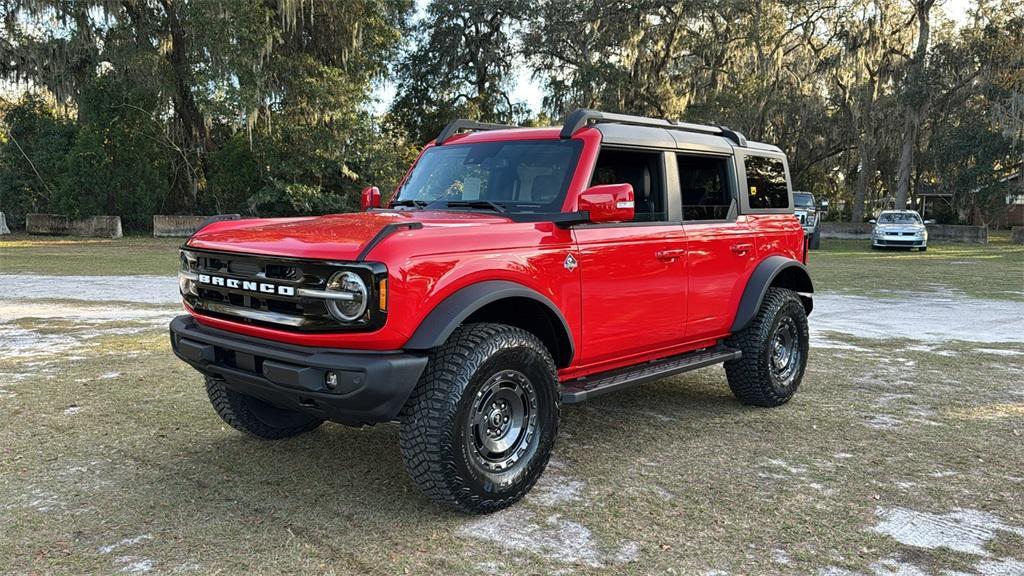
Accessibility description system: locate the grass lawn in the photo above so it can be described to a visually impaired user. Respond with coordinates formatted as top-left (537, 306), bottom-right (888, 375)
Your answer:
top-left (1, 233), bottom-right (1023, 575)
top-left (0, 234), bottom-right (181, 276)
top-left (809, 234), bottom-right (1024, 301)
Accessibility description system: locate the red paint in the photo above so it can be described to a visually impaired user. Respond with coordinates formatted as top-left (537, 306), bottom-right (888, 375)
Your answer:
top-left (360, 186), bottom-right (381, 211)
top-left (184, 126), bottom-right (806, 381)
top-left (577, 183), bottom-right (635, 223)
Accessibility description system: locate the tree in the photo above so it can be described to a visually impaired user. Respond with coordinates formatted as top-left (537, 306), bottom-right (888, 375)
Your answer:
top-left (0, 0), bottom-right (414, 227)
top-left (892, 0), bottom-right (936, 210)
top-left (390, 0), bottom-right (530, 145)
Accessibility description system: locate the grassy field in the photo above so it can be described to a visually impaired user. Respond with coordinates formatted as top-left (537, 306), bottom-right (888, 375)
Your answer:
top-left (1, 235), bottom-right (1023, 575)
top-left (3, 232), bottom-right (1022, 298)
top-left (0, 234), bottom-right (181, 276)
top-left (809, 233), bottom-right (1024, 301)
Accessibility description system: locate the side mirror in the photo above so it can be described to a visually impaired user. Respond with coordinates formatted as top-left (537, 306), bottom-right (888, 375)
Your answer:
top-left (820, 199), bottom-right (829, 209)
top-left (868, 219), bottom-right (876, 224)
top-left (578, 183), bottom-right (634, 224)
top-left (924, 219), bottom-right (935, 224)
top-left (360, 186), bottom-right (382, 211)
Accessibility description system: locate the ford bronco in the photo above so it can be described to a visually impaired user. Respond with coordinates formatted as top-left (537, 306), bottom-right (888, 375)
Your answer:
top-left (170, 109), bottom-right (813, 513)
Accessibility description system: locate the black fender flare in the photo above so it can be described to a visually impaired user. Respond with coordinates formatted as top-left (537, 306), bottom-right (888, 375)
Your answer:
top-left (404, 280), bottom-right (575, 364)
top-left (731, 256), bottom-right (814, 333)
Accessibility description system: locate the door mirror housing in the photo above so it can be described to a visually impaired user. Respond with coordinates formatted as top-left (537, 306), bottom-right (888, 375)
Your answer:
top-left (578, 184), bottom-right (635, 224)
top-left (924, 219), bottom-right (935, 224)
top-left (360, 186), bottom-right (382, 211)
top-left (868, 219), bottom-right (877, 224)
top-left (820, 199), bottom-right (829, 209)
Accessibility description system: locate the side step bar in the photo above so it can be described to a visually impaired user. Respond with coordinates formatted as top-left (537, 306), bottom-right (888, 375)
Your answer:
top-left (560, 346), bottom-right (741, 404)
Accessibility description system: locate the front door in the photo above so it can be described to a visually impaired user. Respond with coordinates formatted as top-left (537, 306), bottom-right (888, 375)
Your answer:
top-left (574, 148), bottom-right (688, 369)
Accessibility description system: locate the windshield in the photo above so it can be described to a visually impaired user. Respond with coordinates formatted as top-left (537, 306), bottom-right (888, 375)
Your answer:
top-left (394, 140), bottom-right (581, 213)
top-left (878, 212), bottom-right (922, 225)
top-left (793, 192), bottom-right (814, 208)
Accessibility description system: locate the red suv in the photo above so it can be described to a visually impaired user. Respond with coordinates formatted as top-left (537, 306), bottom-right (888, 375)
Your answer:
top-left (170, 109), bottom-right (813, 513)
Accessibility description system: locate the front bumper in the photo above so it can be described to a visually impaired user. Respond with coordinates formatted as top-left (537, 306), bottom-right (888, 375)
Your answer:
top-left (170, 315), bottom-right (427, 426)
top-left (872, 236), bottom-right (926, 248)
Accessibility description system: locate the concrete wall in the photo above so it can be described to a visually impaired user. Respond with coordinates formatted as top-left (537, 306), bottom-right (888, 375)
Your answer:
top-left (819, 222), bottom-right (873, 239)
top-left (819, 222), bottom-right (988, 243)
top-left (153, 214), bottom-right (240, 237)
top-left (0, 211), bottom-right (10, 235)
top-left (26, 213), bottom-right (70, 235)
top-left (26, 213), bottom-right (122, 238)
top-left (70, 215), bottom-right (123, 238)
top-left (926, 224), bottom-right (987, 244)
top-left (1012, 226), bottom-right (1024, 245)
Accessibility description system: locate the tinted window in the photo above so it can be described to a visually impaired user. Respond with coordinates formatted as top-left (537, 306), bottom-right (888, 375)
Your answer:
top-left (677, 154), bottom-right (733, 221)
top-left (793, 192), bottom-right (814, 208)
top-left (396, 140), bottom-right (581, 213)
top-left (591, 149), bottom-right (666, 222)
top-left (745, 156), bottom-right (790, 210)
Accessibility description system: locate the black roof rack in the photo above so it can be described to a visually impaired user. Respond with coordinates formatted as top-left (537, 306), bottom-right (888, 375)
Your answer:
top-left (559, 108), bottom-right (747, 147)
top-left (435, 119), bottom-right (517, 145)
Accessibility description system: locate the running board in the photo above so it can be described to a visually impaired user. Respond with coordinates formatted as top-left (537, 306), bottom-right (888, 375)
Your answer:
top-left (560, 346), bottom-right (741, 404)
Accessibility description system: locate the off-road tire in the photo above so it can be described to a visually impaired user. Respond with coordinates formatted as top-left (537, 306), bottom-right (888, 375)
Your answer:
top-left (399, 323), bottom-right (560, 513)
top-left (724, 287), bottom-right (809, 407)
top-left (205, 376), bottom-right (323, 439)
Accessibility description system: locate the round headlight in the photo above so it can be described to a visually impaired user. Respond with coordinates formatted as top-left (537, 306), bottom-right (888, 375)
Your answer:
top-left (179, 250), bottom-right (198, 296)
top-left (325, 271), bottom-right (368, 322)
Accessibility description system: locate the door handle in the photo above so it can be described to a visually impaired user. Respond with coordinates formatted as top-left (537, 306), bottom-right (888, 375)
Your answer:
top-left (730, 243), bottom-right (753, 255)
top-left (656, 249), bottom-right (687, 261)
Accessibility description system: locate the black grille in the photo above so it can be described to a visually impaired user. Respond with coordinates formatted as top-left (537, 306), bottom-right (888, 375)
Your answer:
top-left (183, 249), bottom-right (387, 332)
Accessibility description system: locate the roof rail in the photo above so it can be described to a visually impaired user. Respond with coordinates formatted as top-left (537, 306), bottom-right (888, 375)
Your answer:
top-left (435, 119), bottom-right (517, 145)
top-left (559, 108), bottom-right (747, 147)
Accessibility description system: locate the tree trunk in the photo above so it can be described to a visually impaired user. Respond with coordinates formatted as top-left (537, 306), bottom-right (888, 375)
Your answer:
top-left (160, 0), bottom-right (210, 212)
top-left (851, 145), bottom-right (874, 222)
top-left (894, 110), bottom-right (918, 210)
top-left (893, 0), bottom-right (934, 210)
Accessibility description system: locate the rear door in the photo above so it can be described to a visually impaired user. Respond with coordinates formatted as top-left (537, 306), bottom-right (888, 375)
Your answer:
top-left (573, 148), bottom-right (688, 368)
top-left (677, 151), bottom-right (757, 340)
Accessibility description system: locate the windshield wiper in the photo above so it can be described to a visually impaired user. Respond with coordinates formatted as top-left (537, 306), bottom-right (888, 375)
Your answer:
top-left (428, 200), bottom-right (507, 214)
top-left (391, 199), bottom-right (427, 209)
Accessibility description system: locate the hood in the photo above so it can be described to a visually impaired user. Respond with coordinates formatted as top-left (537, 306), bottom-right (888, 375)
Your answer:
top-left (875, 223), bottom-right (925, 231)
top-left (187, 210), bottom-right (510, 261)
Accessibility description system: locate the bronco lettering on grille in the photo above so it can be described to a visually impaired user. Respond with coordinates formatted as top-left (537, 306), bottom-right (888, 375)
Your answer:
top-left (197, 273), bottom-right (295, 297)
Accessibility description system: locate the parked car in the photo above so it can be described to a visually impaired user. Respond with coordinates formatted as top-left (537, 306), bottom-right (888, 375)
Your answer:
top-left (793, 191), bottom-right (821, 249)
top-left (870, 210), bottom-right (930, 251)
top-left (169, 109), bottom-right (814, 513)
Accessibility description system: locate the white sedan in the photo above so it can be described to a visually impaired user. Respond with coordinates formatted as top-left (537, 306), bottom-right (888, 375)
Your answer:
top-left (870, 210), bottom-right (930, 251)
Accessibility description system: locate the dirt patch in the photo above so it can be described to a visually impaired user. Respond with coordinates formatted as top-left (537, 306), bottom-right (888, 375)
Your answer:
top-left (871, 507), bottom-right (1024, 556)
top-left (1, 274), bottom-right (180, 304)
top-left (811, 293), bottom-right (1024, 344)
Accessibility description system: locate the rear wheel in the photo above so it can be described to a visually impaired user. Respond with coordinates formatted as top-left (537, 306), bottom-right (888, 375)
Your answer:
top-left (399, 323), bottom-right (559, 513)
top-left (724, 288), bottom-right (809, 407)
top-left (808, 231), bottom-right (821, 250)
top-left (205, 377), bottom-right (323, 439)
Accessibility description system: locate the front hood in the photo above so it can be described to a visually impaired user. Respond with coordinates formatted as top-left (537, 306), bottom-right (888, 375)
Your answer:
top-left (187, 210), bottom-right (510, 261)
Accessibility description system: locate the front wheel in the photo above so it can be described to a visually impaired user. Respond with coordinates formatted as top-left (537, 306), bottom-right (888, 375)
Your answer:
top-left (724, 288), bottom-right (809, 407)
top-left (399, 323), bottom-right (559, 513)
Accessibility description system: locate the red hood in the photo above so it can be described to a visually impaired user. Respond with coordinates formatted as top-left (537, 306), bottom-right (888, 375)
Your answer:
top-left (187, 210), bottom-right (509, 261)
